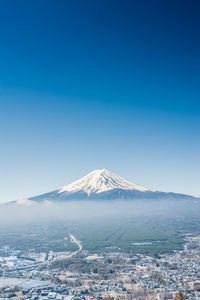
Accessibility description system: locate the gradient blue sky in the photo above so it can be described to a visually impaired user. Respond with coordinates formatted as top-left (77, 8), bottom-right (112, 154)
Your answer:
top-left (0, 0), bottom-right (200, 202)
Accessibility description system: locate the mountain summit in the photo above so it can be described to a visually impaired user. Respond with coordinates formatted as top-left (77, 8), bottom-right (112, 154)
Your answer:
top-left (58, 169), bottom-right (149, 196)
top-left (23, 169), bottom-right (198, 203)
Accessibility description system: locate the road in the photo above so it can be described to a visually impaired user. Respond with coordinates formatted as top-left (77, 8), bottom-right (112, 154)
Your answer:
top-left (7, 233), bottom-right (82, 271)
top-left (47, 233), bottom-right (82, 262)
top-left (70, 233), bottom-right (82, 252)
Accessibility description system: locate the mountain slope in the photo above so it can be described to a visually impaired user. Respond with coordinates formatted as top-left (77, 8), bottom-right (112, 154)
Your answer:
top-left (27, 169), bottom-right (198, 202)
top-left (59, 169), bottom-right (149, 195)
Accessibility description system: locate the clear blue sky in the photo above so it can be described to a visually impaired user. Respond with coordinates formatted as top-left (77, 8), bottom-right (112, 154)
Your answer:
top-left (0, 0), bottom-right (200, 202)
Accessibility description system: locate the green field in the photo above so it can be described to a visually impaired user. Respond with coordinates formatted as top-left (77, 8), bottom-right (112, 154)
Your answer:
top-left (0, 215), bottom-right (196, 255)
top-left (1, 200), bottom-right (200, 255)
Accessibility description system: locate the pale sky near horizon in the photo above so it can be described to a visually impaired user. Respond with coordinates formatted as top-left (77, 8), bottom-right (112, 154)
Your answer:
top-left (0, 0), bottom-right (200, 202)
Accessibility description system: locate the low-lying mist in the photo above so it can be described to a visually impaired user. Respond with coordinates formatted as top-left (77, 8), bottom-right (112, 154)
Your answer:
top-left (0, 198), bottom-right (199, 226)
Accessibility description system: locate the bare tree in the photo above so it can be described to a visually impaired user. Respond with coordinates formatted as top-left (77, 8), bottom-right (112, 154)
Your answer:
top-left (174, 291), bottom-right (187, 300)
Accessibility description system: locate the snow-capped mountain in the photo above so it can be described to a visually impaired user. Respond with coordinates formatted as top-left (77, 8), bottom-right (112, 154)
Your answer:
top-left (25, 169), bottom-right (198, 203)
top-left (59, 169), bottom-right (149, 195)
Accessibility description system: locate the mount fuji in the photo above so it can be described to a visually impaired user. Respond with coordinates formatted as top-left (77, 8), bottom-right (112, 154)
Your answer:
top-left (15, 169), bottom-right (198, 204)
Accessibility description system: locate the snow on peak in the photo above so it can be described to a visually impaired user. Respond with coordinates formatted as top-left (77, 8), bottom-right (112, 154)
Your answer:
top-left (58, 169), bottom-right (149, 195)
